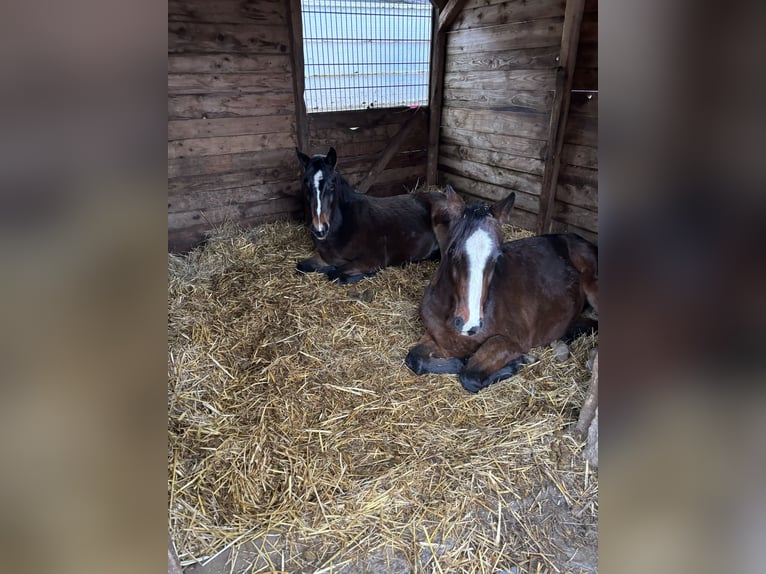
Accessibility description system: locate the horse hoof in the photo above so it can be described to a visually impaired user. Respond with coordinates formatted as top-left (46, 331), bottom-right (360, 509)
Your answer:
top-left (404, 349), bottom-right (425, 375)
top-left (296, 259), bottom-right (315, 273)
top-left (459, 370), bottom-right (485, 393)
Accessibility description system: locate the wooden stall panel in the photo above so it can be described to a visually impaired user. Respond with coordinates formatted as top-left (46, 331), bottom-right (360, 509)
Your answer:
top-left (168, 0), bottom-right (302, 252)
top-left (438, 0), bottom-right (565, 229)
top-left (306, 107), bottom-right (429, 198)
top-left (553, 3), bottom-right (598, 242)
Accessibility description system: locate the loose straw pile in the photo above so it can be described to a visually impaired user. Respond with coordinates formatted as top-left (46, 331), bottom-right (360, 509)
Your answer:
top-left (169, 217), bottom-right (598, 573)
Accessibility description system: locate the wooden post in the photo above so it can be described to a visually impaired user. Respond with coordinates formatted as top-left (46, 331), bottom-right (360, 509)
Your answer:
top-left (358, 108), bottom-right (423, 194)
top-left (426, 0), bottom-right (466, 186)
top-left (536, 0), bottom-right (586, 235)
top-left (286, 0), bottom-right (310, 153)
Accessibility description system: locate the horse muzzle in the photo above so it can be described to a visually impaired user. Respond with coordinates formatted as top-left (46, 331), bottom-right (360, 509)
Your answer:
top-left (454, 316), bottom-right (482, 336)
top-left (310, 224), bottom-right (329, 241)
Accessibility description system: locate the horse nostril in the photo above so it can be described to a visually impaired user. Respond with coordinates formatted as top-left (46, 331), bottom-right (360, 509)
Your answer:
top-left (467, 327), bottom-right (477, 336)
top-left (454, 316), bottom-right (464, 330)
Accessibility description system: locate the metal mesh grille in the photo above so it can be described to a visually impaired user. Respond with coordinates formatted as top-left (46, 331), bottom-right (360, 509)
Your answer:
top-left (301, 0), bottom-right (432, 113)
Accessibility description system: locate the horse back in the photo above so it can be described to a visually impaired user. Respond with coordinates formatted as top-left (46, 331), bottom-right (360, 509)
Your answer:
top-left (331, 191), bottom-right (439, 267)
top-left (489, 234), bottom-right (596, 344)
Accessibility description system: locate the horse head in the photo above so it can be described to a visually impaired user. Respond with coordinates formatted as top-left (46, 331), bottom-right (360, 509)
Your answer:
top-left (432, 185), bottom-right (516, 336)
top-left (296, 147), bottom-right (339, 241)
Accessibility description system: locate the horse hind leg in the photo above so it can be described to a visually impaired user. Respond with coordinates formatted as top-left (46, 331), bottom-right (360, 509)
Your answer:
top-left (564, 236), bottom-right (599, 313)
top-left (561, 316), bottom-right (598, 344)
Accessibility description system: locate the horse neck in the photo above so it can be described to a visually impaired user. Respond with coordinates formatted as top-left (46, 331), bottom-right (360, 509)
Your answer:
top-left (322, 172), bottom-right (353, 235)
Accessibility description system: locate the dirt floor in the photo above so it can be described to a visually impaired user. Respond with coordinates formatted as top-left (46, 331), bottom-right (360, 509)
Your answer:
top-left (168, 220), bottom-right (598, 574)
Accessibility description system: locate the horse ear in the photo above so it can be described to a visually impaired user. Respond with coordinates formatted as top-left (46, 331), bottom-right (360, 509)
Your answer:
top-left (491, 192), bottom-right (516, 223)
top-left (296, 148), bottom-right (310, 169)
top-left (444, 184), bottom-right (464, 208)
top-left (326, 147), bottom-right (337, 168)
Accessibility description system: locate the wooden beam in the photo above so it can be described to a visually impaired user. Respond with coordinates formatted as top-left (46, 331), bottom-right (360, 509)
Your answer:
top-left (357, 108), bottom-right (424, 194)
top-left (426, 12), bottom-right (446, 185)
top-left (428, 0), bottom-right (448, 10)
top-left (536, 0), bottom-right (586, 235)
top-left (426, 0), bottom-right (466, 185)
top-left (438, 0), bottom-right (467, 33)
top-left (286, 0), bottom-right (309, 152)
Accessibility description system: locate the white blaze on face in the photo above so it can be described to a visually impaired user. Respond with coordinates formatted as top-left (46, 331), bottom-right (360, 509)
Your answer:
top-left (462, 228), bottom-right (493, 333)
top-left (313, 171), bottom-right (324, 231)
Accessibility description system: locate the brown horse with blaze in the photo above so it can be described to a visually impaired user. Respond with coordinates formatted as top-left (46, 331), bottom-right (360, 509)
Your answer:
top-left (405, 185), bottom-right (598, 392)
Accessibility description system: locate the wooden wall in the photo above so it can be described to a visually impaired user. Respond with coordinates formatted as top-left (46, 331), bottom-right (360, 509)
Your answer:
top-left (167, 0), bottom-right (430, 251)
top-left (306, 106), bottom-right (428, 198)
top-left (551, 0), bottom-right (598, 242)
top-left (167, 0), bottom-right (598, 251)
top-left (437, 0), bottom-right (598, 241)
top-left (168, 0), bottom-right (301, 252)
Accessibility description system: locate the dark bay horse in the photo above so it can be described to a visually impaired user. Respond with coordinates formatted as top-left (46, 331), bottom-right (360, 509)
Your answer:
top-left (295, 147), bottom-right (442, 284)
top-left (405, 185), bottom-right (598, 392)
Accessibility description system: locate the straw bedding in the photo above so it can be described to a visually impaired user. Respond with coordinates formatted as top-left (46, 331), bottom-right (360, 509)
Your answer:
top-left (168, 217), bottom-right (598, 573)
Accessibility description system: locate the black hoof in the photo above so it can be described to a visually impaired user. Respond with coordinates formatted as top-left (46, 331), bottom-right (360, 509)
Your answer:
top-left (405, 348), bottom-right (426, 375)
top-left (296, 259), bottom-right (315, 273)
top-left (459, 370), bottom-right (487, 393)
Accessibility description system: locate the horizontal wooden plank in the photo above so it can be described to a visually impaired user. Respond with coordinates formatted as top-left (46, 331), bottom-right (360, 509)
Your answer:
top-left (168, 72), bottom-right (292, 95)
top-left (444, 68), bottom-right (557, 92)
top-left (549, 219), bottom-right (597, 244)
top-left (442, 107), bottom-right (550, 141)
top-left (443, 88), bottom-right (553, 114)
top-left (168, 93), bottom-right (295, 120)
top-left (168, 196), bottom-right (301, 230)
top-left (169, 0), bottom-right (286, 25)
top-left (309, 138), bottom-right (427, 166)
top-left (454, 0), bottom-right (565, 31)
top-left (168, 115), bottom-right (295, 140)
top-left (334, 148), bottom-right (428, 176)
top-left (169, 164), bottom-right (300, 196)
top-left (447, 17), bottom-right (563, 54)
top-left (342, 164), bottom-right (427, 189)
top-left (440, 126), bottom-right (547, 159)
top-left (168, 53), bottom-right (291, 74)
top-left (439, 155), bottom-right (541, 195)
top-left (310, 121), bottom-right (427, 147)
top-left (168, 147), bottom-right (296, 178)
top-left (168, 132), bottom-right (296, 159)
top-left (561, 143), bottom-right (597, 169)
top-left (307, 107), bottom-right (422, 131)
top-left (168, 181), bottom-right (301, 213)
top-left (556, 165), bottom-right (598, 210)
top-left (440, 144), bottom-right (544, 176)
top-left (438, 172), bottom-right (539, 213)
top-left (552, 201), bottom-right (598, 232)
top-left (445, 46), bottom-right (560, 72)
top-left (169, 22), bottom-right (289, 54)
top-left (563, 114), bottom-right (597, 147)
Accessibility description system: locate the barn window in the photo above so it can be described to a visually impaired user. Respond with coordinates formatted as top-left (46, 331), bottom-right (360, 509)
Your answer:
top-left (301, 0), bottom-right (433, 113)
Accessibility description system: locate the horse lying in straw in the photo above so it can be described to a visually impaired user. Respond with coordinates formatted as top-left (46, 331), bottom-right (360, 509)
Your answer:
top-left (295, 147), bottom-right (442, 284)
top-left (405, 185), bottom-right (598, 392)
